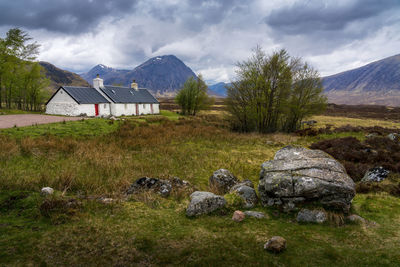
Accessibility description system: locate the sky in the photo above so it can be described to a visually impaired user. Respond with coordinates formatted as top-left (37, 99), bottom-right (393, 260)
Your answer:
top-left (0, 0), bottom-right (399, 84)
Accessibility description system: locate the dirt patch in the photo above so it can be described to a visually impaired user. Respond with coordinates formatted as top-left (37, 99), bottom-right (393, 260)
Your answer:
top-left (0, 114), bottom-right (83, 129)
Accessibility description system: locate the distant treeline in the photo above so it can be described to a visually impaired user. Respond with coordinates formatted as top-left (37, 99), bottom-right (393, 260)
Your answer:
top-left (0, 28), bottom-right (48, 111)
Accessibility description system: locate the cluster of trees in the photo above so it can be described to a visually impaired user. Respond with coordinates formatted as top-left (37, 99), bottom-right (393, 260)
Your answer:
top-left (0, 28), bottom-right (48, 111)
top-left (175, 75), bottom-right (214, 115)
top-left (226, 47), bottom-right (327, 133)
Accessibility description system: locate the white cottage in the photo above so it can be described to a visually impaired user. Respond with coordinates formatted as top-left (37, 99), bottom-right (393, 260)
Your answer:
top-left (46, 75), bottom-right (160, 117)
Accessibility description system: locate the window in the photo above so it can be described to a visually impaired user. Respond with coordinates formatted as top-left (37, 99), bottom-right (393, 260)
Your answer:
top-left (124, 104), bottom-right (127, 109)
top-left (104, 104), bottom-right (106, 109)
top-left (60, 91), bottom-right (63, 94)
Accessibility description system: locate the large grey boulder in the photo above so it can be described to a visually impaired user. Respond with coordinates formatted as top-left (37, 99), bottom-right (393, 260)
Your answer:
top-left (209, 169), bottom-right (239, 193)
top-left (361, 167), bottom-right (389, 183)
top-left (258, 146), bottom-right (356, 212)
top-left (186, 191), bottom-right (226, 217)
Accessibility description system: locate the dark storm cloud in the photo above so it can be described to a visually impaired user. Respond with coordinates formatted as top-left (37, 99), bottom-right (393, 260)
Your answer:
top-left (148, 0), bottom-right (244, 31)
top-left (265, 0), bottom-right (400, 34)
top-left (0, 0), bottom-right (137, 34)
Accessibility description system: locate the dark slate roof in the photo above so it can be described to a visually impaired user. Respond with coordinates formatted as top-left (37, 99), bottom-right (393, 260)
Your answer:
top-left (60, 86), bottom-right (110, 104)
top-left (101, 85), bottom-right (159, 104)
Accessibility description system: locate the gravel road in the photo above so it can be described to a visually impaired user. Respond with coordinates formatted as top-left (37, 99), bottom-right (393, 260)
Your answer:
top-left (0, 114), bottom-right (83, 129)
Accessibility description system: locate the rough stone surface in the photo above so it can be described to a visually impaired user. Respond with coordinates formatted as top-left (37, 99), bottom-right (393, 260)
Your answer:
top-left (244, 211), bottom-right (267, 219)
top-left (186, 191), bottom-right (226, 217)
top-left (127, 177), bottom-right (190, 197)
top-left (230, 185), bottom-right (258, 208)
top-left (232, 210), bottom-right (245, 222)
top-left (347, 214), bottom-right (367, 224)
top-left (264, 236), bottom-right (286, 253)
top-left (361, 167), bottom-right (390, 183)
top-left (258, 146), bottom-right (356, 212)
top-left (209, 169), bottom-right (239, 193)
top-left (296, 209), bottom-right (327, 223)
top-left (232, 179), bottom-right (254, 189)
top-left (41, 187), bottom-right (54, 196)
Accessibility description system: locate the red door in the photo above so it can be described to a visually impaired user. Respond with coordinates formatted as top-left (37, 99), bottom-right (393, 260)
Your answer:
top-left (135, 104), bottom-right (139, 115)
top-left (95, 104), bottom-right (99, 116)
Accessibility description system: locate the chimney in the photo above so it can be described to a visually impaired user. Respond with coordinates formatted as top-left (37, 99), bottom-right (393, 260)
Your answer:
top-left (131, 79), bottom-right (138, 91)
top-left (93, 74), bottom-right (104, 89)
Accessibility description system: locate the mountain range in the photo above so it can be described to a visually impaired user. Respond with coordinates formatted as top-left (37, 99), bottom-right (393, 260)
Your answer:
top-left (323, 54), bottom-right (400, 106)
top-left (40, 53), bottom-right (400, 106)
top-left (81, 55), bottom-right (197, 97)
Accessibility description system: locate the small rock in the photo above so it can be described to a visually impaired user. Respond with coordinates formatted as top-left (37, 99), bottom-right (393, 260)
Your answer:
top-left (232, 210), bottom-right (245, 222)
top-left (186, 191), bottom-right (226, 217)
top-left (126, 177), bottom-right (173, 197)
top-left (264, 236), bottom-right (286, 253)
top-left (41, 187), bottom-right (54, 196)
top-left (297, 209), bottom-right (327, 224)
top-left (98, 197), bottom-right (114, 204)
top-left (230, 185), bottom-right (258, 208)
top-left (366, 133), bottom-right (379, 138)
top-left (387, 133), bottom-right (400, 142)
top-left (347, 214), bottom-right (366, 224)
top-left (209, 169), bottom-right (239, 193)
top-left (244, 211), bottom-right (267, 219)
top-left (361, 167), bottom-right (390, 183)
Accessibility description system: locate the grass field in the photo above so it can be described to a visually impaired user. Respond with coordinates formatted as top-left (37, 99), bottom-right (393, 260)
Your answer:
top-left (1, 110), bottom-right (400, 266)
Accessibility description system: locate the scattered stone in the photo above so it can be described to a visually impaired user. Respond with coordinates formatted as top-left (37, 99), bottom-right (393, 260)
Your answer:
top-left (346, 214), bottom-right (367, 224)
top-left (41, 187), bottom-right (54, 196)
top-left (232, 210), bottom-right (245, 222)
top-left (230, 179), bottom-right (254, 190)
top-left (258, 146), bottom-right (356, 212)
top-left (366, 133), bottom-right (379, 138)
top-left (127, 176), bottom-right (191, 197)
top-left (387, 133), bottom-right (400, 142)
top-left (244, 211), bottom-right (267, 219)
top-left (264, 236), bottom-right (286, 253)
top-left (361, 167), bottom-right (390, 183)
top-left (296, 209), bottom-right (327, 224)
top-left (98, 197), bottom-right (115, 204)
top-left (186, 191), bottom-right (226, 217)
top-left (209, 169), bottom-right (239, 193)
top-left (230, 184), bottom-right (258, 208)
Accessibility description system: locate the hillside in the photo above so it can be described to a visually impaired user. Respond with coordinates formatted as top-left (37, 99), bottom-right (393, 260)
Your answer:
top-left (39, 61), bottom-right (89, 89)
top-left (323, 54), bottom-right (400, 106)
top-left (82, 55), bottom-right (197, 96)
top-left (208, 82), bottom-right (230, 97)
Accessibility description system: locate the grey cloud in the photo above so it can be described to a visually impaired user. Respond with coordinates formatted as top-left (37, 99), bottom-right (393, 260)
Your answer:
top-left (265, 0), bottom-right (400, 34)
top-left (0, 0), bottom-right (137, 34)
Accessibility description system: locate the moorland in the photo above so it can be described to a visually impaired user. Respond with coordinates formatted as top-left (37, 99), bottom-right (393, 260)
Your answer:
top-left (1, 102), bottom-right (400, 266)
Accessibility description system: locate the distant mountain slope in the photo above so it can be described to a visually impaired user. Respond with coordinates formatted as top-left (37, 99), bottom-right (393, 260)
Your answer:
top-left (208, 82), bottom-right (230, 97)
top-left (80, 64), bottom-right (130, 86)
top-left (39, 61), bottom-right (89, 89)
top-left (82, 55), bottom-right (197, 96)
top-left (323, 54), bottom-right (400, 106)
